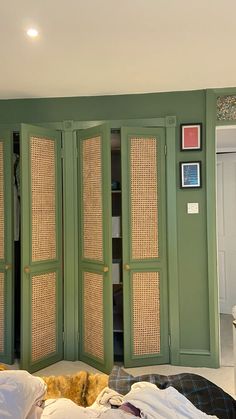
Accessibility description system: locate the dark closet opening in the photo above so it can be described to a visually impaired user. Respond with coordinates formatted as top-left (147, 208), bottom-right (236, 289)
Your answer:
top-left (13, 132), bottom-right (20, 359)
top-left (111, 130), bottom-right (124, 363)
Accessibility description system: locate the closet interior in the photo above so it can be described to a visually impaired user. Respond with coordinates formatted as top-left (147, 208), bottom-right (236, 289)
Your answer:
top-left (13, 131), bottom-right (20, 359)
top-left (111, 130), bottom-right (123, 362)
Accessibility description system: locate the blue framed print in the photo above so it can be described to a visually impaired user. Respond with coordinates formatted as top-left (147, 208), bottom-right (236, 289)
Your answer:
top-left (180, 161), bottom-right (201, 188)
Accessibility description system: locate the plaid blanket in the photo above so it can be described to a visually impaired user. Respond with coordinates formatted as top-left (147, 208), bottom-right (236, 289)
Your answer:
top-left (108, 366), bottom-right (236, 419)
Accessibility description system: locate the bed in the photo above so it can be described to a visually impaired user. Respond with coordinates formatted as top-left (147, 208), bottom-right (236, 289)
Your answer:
top-left (108, 366), bottom-right (236, 419)
top-left (0, 366), bottom-right (235, 418)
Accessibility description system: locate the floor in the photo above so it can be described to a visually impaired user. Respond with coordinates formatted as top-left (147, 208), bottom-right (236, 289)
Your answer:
top-left (33, 314), bottom-right (235, 398)
top-left (6, 314), bottom-right (236, 398)
top-left (220, 313), bottom-right (234, 366)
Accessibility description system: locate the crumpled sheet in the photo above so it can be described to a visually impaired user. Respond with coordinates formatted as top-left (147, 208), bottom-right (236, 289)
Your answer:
top-left (41, 382), bottom-right (217, 418)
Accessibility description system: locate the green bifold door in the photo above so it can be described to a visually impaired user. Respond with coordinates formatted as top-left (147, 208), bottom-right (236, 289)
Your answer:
top-left (0, 131), bottom-right (14, 364)
top-left (77, 124), bottom-right (169, 373)
top-left (20, 124), bottom-right (63, 372)
top-left (0, 122), bottom-right (168, 373)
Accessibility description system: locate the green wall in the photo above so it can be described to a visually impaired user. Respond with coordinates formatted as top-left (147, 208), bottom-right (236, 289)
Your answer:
top-left (0, 90), bottom-right (205, 123)
top-left (0, 88), bottom-right (218, 366)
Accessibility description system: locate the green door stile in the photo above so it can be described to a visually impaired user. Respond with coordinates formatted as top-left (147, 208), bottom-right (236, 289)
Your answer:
top-left (121, 127), bottom-right (169, 367)
top-left (0, 130), bottom-right (14, 364)
top-left (77, 124), bottom-right (113, 374)
top-left (20, 124), bottom-right (63, 373)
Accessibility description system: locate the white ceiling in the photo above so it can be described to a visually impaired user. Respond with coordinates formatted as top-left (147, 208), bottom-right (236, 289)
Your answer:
top-left (1, 0), bottom-right (236, 99)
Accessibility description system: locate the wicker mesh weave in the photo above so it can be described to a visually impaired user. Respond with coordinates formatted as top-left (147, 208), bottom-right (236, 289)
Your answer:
top-left (130, 137), bottom-right (158, 259)
top-left (83, 271), bottom-right (104, 360)
top-left (0, 142), bottom-right (4, 260)
top-left (82, 137), bottom-right (103, 261)
top-left (31, 272), bottom-right (56, 361)
top-left (0, 273), bottom-right (4, 352)
top-left (31, 137), bottom-right (56, 262)
top-left (132, 271), bottom-right (160, 355)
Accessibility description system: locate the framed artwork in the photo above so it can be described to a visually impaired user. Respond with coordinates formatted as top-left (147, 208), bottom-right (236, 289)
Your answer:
top-left (180, 123), bottom-right (202, 150)
top-left (180, 161), bottom-right (201, 188)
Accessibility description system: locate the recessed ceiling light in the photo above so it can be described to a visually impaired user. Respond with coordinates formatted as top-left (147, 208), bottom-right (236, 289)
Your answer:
top-left (26, 28), bottom-right (39, 38)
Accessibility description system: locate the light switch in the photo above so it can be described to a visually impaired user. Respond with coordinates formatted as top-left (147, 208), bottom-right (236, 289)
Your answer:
top-left (187, 202), bottom-right (199, 214)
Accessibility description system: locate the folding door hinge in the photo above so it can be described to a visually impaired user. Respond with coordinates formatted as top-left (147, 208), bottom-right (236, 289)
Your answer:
top-left (61, 147), bottom-right (65, 159)
top-left (164, 144), bottom-right (167, 156)
top-left (77, 332), bottom-right (80, 342)
top-left (62, 331), bottom-right (65, 342)
top-left (168, 334), bottom-right (171, 348)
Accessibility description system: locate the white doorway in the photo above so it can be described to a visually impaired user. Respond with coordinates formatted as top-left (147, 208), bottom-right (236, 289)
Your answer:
top-left (216, 126), bottom-right (236, 314)
top-left (216, 126), bottom-right (236, 366)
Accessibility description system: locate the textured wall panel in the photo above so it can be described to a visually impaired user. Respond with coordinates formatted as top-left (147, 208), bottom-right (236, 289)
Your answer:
top-left (130, 137), bottom-right (158, 259)
top-left (217, 95), bottom-right (236, 121)
top-left (0, 273), bottom-right (4, 352)
top-left (31, 272), bottom-right (56, 361)
top-left (31, 137), bottom-right (56, 261)
top-left (82, 137), bottom-right (103, 261)
top-left (0, 142), bottom-right (4, 260)
top-left (83, 271), bottom-right (104, 360)
top-left (132, 271), bottom-right (160, 355)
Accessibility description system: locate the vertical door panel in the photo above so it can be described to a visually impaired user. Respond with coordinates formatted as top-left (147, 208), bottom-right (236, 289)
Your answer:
top-left (0, 132), bottom-right (13, 364)
top-left (122, 127), bottom-right (169, 367)
top-left (21, 124), bottom-right (63, 372)
top-left (217, 153), bottom-right (236, 314)
top-left (78, 125), bottom-right (113, 373)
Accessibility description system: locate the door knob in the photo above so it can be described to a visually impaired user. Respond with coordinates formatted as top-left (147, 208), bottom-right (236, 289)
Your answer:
top-left (24, 266), bottom-right (31, 274)
top-left (124, 264), bottom-right (130, 271)
top-left (5, 264), bottom-right (12, 271)
top-left (103, 266), bottom-right (109, 272)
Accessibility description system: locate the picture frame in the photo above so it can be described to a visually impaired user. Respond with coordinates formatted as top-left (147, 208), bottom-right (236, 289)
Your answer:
top-left (180, 123), bottom-right (202, 150)
top-left (180, 161), bottom-right (201, 188)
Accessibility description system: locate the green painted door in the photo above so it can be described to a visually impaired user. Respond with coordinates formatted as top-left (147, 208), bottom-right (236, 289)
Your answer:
top-left (0, 131), bottom-right (13, 364)
top-left (77, 124), bottom-right (113, 373)
top-left (20, 124), bottom-right (63, 372)
top-left (122, 127), bottom-right (169, 367)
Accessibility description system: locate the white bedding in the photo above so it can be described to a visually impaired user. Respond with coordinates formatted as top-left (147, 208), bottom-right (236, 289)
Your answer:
top-left (0, 370), bottom-right (217, 419)
top-left (0, 370), bottom-right (46, 419)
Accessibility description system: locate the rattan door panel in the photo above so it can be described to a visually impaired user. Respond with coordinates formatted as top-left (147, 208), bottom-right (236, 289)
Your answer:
top-left (21, 124), bottom-right (63, 373)
top-left (0, 133), bottom-right (13, 364)
top-left (122, 127), bottom-right (169, 367)
top-left (132, 271), bottom-right (160, 356)
top-left (83, 271), bottom-right (104, 361)
top-left (78, 125), bottom-right (113, 373)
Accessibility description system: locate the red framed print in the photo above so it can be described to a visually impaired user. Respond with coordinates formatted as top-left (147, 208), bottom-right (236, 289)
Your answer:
top-left (180, 123), bottom-right (202, 150)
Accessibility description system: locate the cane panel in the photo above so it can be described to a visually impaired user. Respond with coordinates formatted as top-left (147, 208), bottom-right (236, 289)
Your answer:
top-left (130, 137), bottom-right (158, 260)
top-left (83, 271), bottom-right (104, 360)
top-left (31, 272), bottom-right (56, 362)
top-left (0, 142), bottom-right (4, 260)
top-left (0, 273), bottom-right (4, 352)
top-left (31, 137), bottom-right (56, 262)
top-left (132, 271), bottom-right (160, 355)
top-left (82, 137), bottom-right (103, 262)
